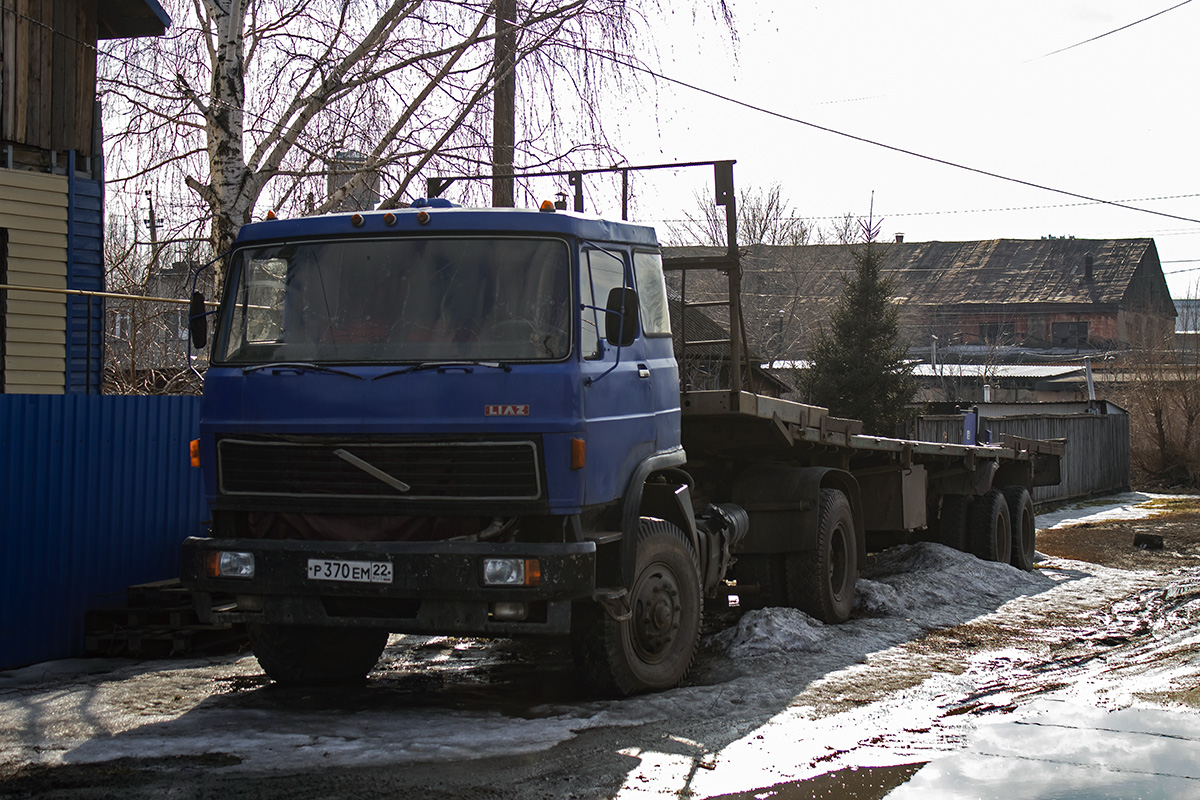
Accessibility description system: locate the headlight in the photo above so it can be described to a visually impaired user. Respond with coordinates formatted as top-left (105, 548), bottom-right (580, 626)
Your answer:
top-left (206, 550), bottom-right (255, 578)
top-left (482, 557), bottom-right (541, 586)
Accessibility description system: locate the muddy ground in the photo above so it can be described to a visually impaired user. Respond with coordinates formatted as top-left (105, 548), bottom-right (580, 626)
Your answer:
top-left (3, 497), bottom-right (1200, 799)
top-left (1037, 503), bottom-right (1200, 573)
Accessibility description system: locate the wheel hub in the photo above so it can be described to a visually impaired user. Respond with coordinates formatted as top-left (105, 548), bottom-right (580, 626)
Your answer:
top-left (632, 566), bottom-right (681, 661)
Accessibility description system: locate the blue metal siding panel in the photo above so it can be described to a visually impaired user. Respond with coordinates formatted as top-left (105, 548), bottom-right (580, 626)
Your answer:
top-left (0, 395), bottom-right (205, 669)
top-left (66, 168), bottom-right (105, 395)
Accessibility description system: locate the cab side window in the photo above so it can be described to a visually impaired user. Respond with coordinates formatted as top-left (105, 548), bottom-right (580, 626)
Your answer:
top-left (581, 248), bottom-right (629, 359)
top-left (633, 251), bottom-right (671, 337)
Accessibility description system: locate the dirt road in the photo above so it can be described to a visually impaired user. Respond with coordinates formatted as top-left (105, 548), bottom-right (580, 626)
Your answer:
top-left (2, 495), bottom-right (1199, 799)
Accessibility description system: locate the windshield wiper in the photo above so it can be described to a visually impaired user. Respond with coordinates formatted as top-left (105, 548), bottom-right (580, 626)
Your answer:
top-left (241, 362), bottom-right (367, 380)
top-left (372, 361), bottom-right (512, 380)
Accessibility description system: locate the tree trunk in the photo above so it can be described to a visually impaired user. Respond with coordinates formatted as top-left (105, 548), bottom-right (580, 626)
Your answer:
top-left (203, 0), bottom-right (251, 285)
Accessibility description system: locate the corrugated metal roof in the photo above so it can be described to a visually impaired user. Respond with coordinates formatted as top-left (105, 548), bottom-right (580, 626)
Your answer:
top-left (910, 364), bottom-right (1084, 379)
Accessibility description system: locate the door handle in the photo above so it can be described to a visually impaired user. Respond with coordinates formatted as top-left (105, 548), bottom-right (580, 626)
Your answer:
top-left (637, 364), bottom-right (650, 379)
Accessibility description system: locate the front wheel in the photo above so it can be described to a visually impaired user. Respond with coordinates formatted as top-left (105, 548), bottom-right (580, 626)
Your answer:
top-left (248, 623), bottom-right (389, 686)
top-left (571, 520), bottom-right (702, 695)
top-left (786, 488), bottom-right (858, 623)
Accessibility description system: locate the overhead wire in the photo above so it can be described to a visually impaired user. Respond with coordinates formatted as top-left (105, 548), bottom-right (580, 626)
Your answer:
top-left (11, 3), bottom-right (1200, 237)
top-left (1031, 0), bottom-right (1194, 60)
top-left (591, 50), bottom-right (1200, 227)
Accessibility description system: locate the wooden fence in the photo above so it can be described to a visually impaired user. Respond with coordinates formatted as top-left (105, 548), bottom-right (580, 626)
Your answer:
top-left (916, 407), bottom-right (1130, 505)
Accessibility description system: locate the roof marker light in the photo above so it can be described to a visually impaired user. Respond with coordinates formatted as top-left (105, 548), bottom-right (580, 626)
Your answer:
top-left (417, 210), bottom-right (431, 225)
top-left (383, 212), bottom-right (397, 226)
top-left (351, 213), bottom-right (365, 227)
top-left (539, 200), bottom-right (556, 212)
top-left (265, 210), bottom-right (277, 220)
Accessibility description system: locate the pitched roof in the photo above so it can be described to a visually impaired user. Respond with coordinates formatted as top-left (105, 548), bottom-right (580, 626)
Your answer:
top-left (665, 237), bottom-right (1169, 310)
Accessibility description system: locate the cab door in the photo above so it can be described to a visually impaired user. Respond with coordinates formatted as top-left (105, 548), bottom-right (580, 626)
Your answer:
top-left (579, 247), bottom-right (655, 505)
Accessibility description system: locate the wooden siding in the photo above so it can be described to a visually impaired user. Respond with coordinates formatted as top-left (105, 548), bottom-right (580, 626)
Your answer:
top-left (916, 412), bottom-right (1130, 505)
top-left (0, 0), bottom-right (99, 155)
top-left (1, 167), bottom-right (67, 393)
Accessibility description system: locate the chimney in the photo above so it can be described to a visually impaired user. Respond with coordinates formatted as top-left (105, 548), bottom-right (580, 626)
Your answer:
top-left (1085, 254), bottom-right (1094, 281)
top-left (895, 233), bottom-right (905, 244)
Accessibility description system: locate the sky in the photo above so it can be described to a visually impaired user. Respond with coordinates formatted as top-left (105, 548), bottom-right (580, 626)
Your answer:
top-left (576, 1), bottom-right (1200, 299)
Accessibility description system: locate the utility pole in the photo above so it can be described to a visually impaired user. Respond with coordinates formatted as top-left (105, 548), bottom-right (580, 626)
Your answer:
top-left (145, 190), bottom-right (162, 285)
top-left (492, 0), bottom-right (516, 207)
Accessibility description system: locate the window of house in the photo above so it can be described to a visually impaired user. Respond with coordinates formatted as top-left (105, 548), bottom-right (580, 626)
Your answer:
top-left (114, 311), bottom-right (132, 340)
top-left (979, 322), bottom-right (1015, 344)
top-left (1052, 321), bottom-right (1088, 347)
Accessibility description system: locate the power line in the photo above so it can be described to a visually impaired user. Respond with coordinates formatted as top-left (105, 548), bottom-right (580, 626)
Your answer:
top-left (595, 52), bottom-right (1200, 227)
top-left (1033, 1), bottom-right (1194, 60)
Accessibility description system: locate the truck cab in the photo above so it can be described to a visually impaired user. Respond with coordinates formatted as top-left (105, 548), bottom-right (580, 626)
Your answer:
top-left (182, 202), bottom-right (713, 694)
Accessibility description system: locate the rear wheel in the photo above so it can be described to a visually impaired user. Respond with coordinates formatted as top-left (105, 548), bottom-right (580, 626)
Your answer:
top-left (1004, 485), bottom-right (1036, 571)
top-left (571, 520), bottom-right (702, 695)
top-left (248, 623), bottom-right (389, 686)
top-left (969, 489), bottom-right (1012, 564)
top-left (786, 488), bottom-right (858, 623)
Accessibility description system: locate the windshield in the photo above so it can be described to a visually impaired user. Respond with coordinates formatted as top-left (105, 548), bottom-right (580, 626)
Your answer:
top-left (213, 236), bottom-right (572, 364)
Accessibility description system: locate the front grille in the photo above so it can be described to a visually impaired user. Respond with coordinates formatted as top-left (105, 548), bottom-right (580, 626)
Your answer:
top-left (218, 437), bottom-right (542, 501)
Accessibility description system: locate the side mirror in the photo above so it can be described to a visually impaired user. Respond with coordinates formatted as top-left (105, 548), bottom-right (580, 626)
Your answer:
top-left (189, 291), bottom-right (208, 349)
top-left (604, 287), bottom-right (639, 348)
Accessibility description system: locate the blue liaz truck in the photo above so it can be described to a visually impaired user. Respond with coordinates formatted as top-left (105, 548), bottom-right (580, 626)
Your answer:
top-left (180, 170), bottom-right (1061, 694)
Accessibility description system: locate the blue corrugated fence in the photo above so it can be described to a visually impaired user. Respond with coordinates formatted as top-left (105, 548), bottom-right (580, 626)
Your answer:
top-left (0, 395), bottom-right (205, 669)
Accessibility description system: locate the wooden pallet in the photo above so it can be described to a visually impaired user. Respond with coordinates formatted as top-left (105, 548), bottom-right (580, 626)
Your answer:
top-left (84, 578), bottom-right (247, 659)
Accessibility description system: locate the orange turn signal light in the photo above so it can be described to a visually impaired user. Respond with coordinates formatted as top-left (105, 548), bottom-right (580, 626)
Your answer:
top-left (190, 439), bottom-right (201, 468)
top-left (525, 558), bottom-right (542, 586)
top-left (570, 438), bottom-right (585, 470)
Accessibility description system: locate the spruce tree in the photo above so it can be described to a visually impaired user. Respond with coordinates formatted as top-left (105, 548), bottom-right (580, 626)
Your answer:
top-left (802, 227), bottom-right (916, 436)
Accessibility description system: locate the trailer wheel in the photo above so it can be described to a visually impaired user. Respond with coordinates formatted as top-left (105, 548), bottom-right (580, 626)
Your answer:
top-left (937, 494), bottom-right (972, 551)
top-left (1004, 486), bottom-right (1036, 571)
top-left (969, 489), bottom-right (1012, 564)
top-left (571, 520), bottom-right (702, 695)
top-left (248, 623), bottom-right (389, 686)
top-left (786, 488), bottom-right (858, 624)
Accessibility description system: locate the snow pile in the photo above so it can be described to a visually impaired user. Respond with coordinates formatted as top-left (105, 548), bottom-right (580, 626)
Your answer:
top-left (855, 542), bottom-right (1050, 627)
top-left (712, 608), bottom-right (828, 657)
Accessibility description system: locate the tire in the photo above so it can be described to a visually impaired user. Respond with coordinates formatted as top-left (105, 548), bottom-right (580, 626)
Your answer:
top-left (571, 520), bottom-right (702, 695)
top-left (248, 623), bottom-right (389, 686)
top-left (968, 489), bottom-right (1012, 564)
top-left (785, 488), bottom-right (858, 624)
top-left (1004, 485), bottom-right (1036, 571)
top-left (937, 494), bottom-right (972, 551)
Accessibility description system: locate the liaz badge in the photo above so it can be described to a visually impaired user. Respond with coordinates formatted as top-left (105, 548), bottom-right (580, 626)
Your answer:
top-left (485, 404), bottom-right (530, 416)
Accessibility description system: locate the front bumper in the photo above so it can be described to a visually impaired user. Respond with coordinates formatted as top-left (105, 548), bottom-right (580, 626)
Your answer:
top-left (180, 537), bottom-right (596, 636)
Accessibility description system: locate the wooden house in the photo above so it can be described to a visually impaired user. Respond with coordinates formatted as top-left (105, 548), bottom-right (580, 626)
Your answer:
top-left (0, 0), bottom-right (169, 393)
top-left (665, 238), bottom-right (1178, 363)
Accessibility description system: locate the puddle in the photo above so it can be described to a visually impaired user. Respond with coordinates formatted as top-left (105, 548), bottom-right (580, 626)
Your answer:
top-left (705, 763), bottom-right (926, 799)
top-left (886, 701), bottom-right (1200, 800)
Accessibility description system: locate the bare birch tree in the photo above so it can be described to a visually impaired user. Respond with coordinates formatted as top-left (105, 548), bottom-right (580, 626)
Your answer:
top-left (99, 0), bottom-right (734, 288)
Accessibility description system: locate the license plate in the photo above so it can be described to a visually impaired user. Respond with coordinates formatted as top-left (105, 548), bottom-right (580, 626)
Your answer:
top-left (306, 558), bottom-right (393, 584)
